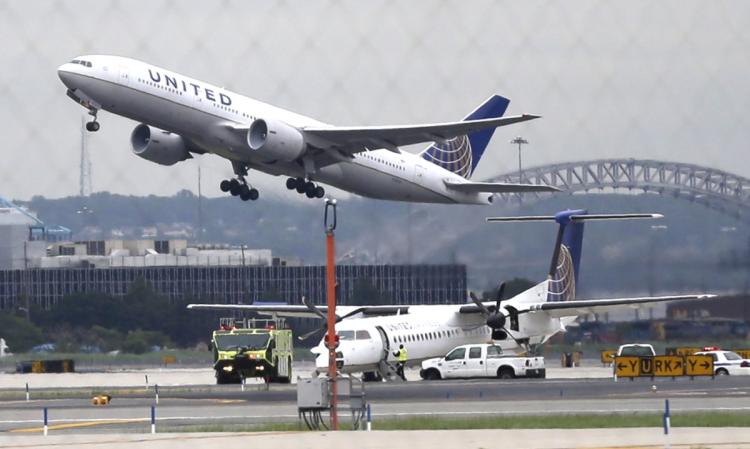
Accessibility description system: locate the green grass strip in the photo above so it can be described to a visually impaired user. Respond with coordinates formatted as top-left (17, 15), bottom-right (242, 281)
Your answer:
top-left (160, 412), bottom-right (750, 433)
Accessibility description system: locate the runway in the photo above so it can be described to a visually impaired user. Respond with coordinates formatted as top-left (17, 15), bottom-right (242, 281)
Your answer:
top-left (1, 375), bottom-right (748, 434)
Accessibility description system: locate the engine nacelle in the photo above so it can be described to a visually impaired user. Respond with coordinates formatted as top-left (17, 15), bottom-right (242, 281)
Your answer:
top-left (247, 118), bottom-right (306, 161)
top-left (130, 124), bottom-right (192, 166)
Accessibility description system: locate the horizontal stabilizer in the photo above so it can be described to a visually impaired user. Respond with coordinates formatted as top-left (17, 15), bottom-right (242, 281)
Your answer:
top-left (444, 180), bottom-right (560, 194)
top-left (486, 213), bottom-right (662, 223)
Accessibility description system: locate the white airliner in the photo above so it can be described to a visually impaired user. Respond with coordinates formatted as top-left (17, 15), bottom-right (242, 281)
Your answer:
top-left (188, 210), bottom-right (715, 379)
top-left (58, 55), bottom-right (558, 204)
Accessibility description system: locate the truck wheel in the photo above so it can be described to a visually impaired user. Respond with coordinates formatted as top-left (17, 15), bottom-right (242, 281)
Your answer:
top-left (278, 357), bottom-right (292, 384)
top-left (216, 370), bottom-right (239, 384)
top-left (498, 367), bottom-right (515, 379)
top-left (423, 369), bottom-right (441, 381)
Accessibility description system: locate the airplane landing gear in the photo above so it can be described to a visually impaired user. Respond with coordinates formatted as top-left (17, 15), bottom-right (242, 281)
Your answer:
top-left (221, 163), bottom-right (259, 201)
top-left (286, 177), bottom-right (325, 199)
top-left (85, 109), bottom-right (100, 132)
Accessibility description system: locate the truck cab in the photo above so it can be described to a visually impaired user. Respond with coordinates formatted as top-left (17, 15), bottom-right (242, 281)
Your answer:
top-left (617, 343), bottom-right (656, 357)
top-left (419, 343), bottom-right (545, 380)
top-left (212, 317), bottom-right (293, 384)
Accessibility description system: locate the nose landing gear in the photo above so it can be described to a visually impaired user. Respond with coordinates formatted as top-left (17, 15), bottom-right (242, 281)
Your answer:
top-left (286, 177), bottom-right (325, 199)
top-left (85, 109), bottom-right (100, 132)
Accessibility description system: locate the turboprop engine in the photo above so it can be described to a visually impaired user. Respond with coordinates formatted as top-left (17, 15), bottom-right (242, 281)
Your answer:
top-left (247, 118), bottom-right (306, 161)
top-left (469, 282), bottom-right (520, 341)
top-left (130, 124), bottom-right (192, 166)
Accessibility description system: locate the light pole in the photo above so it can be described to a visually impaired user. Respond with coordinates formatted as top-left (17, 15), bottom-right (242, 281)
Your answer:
top-left (510, 136), bottom-right (528, 183)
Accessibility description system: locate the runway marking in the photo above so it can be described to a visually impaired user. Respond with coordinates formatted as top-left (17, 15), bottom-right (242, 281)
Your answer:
top-left (4, 406), bottom-right (749, 430)
top-left (9, 419), bottom-right (144, 433)
top-left (0, 431), bottom-right (303, 448)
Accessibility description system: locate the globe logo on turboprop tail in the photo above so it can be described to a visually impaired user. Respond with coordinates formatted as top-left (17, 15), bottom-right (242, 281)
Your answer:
top-left (548, 244), bottom-right (576, 302)
top-left (422, 135), bottom-right (472, 178)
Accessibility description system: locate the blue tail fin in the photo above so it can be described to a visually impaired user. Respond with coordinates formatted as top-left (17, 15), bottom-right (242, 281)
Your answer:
top-left (419, 95), bottom-right (510, 179)
top-left (547, 210), bottom-right (586, 302)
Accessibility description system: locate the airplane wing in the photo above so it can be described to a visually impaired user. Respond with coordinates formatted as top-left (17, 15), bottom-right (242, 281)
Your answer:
top-left (444, 180), bottom-right (560, 194)
top-left (517, 294), bottom-right (716, 318)
top-left (186, 303), bottom-right (410, 319)
top-left (302, 114), bottom-right (540, 154)
top-left (187, 303), bottom-right (323, 318)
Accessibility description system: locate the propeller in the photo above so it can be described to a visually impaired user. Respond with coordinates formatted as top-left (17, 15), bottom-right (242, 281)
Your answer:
top-left (297, 292), bottom-right (363, 342)
top-left (469, 281), bottom-right (523, 343)
top-left (297, 296), bottom-right (328, 341)
top-left (469, 291), bottom-right (506, 331)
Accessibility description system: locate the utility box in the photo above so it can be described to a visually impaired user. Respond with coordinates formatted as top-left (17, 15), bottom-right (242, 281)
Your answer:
top-left (297, 377), bottom-right (330, 409)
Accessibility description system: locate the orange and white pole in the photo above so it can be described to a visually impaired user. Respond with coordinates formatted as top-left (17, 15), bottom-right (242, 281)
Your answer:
top-left (324, 198), bottom-right (338, 430)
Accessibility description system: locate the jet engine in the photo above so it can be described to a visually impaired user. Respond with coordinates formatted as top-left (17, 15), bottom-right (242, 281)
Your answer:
top-left (247, 118), bottom-right (306, 161)
top-left (130, 124), bottom-right (192, 166)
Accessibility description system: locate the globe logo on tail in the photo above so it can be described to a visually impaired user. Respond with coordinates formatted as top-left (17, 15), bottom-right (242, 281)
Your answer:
top-left (421, 135), bottom-right (473, 178)
top-left (548, 244), bottom-right (576, 302)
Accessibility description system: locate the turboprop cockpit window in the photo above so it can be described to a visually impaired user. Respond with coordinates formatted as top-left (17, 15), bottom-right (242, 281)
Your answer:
top-left (338, 330), bottom-right (355, 340)
top-left (355, 330), bottom-right (371, 340)
top-left (214, 333), bottom-right (269, 350)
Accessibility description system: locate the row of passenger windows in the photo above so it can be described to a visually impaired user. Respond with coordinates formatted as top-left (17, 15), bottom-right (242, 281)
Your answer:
top-left (136, 77), bottom-right (252, 119)
top-left (138, 78), bottom-right (184, 96)
top-left (394, 328), bottom-right (461, 344)
top-left (361, 153), bottom-right (406, 171)
top-left (211, 101), bottom-right (250, 118)
top-left (70, 59), bottom-right (92, 68)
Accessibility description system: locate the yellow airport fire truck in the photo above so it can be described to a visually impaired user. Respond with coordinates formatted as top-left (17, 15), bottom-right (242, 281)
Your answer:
top-left (211, 317), bottom-right (293, 384)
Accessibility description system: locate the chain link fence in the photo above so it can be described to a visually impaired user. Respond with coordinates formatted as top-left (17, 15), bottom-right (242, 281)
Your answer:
top-left (1, 0), bottom-right (748, 202)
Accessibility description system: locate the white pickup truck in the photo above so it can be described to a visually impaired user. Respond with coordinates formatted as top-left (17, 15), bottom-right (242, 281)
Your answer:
top-left (419, 343), bottom-right (545, 380)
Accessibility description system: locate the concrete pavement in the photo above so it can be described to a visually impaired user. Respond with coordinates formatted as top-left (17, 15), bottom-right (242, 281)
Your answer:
top-left (1, 428), bottom-right (749, 449)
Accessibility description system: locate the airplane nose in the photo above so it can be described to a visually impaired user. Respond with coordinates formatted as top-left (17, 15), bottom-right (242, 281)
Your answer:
top-left (57, 65), bottom-right (74, 87)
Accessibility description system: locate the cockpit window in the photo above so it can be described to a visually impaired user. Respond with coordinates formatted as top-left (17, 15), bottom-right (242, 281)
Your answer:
top-left (338, 330), bottom-right (355, 340)
top-left (355, 330), bottom-right (371, 340)
top-left (70, 59), bottom-right (92, 68)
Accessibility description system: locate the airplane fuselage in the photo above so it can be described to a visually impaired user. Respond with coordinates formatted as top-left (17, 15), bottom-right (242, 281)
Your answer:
top-left (58, 55), bottom-right (494, 204)
top-left (314, 300), bottom-right (566, 375)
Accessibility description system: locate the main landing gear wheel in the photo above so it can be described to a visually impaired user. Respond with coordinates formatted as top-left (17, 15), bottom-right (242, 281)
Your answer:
top-left (220, 180), bottom-right (231, 192)
top-left (228, 179), bottom-right (241, 196)
top-left (239, 185), bottom-right (259, 201)
top-left (304, 182), bottom-right (317, 198)
top-left (287, 177), bottom-right (325, 199)
top-left (85, 121), bottom-right (100, 132)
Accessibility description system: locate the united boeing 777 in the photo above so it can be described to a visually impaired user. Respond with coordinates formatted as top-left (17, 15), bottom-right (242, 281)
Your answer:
top-left (58, 55), bottom-right (558, 203)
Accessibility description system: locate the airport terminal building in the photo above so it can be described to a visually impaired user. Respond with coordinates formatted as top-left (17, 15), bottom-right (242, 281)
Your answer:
top-left (0, 263), bottom-right (467, 310)
top-left (0, 202), bottom-right (467, 310)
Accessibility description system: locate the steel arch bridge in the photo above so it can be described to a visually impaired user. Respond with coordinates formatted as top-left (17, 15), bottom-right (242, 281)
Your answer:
top-left (488, 159), bottom-right (750, 221)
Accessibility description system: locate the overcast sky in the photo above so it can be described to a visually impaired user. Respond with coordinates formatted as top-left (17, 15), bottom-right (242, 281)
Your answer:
top-left (1, 0), bottom-right (748, 202)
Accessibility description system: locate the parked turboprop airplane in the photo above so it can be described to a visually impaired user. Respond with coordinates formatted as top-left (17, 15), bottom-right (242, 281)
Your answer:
top-left (188, 210), bottom-right (715, 379)
top-left (58, 55), bottom-right (558, 204)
